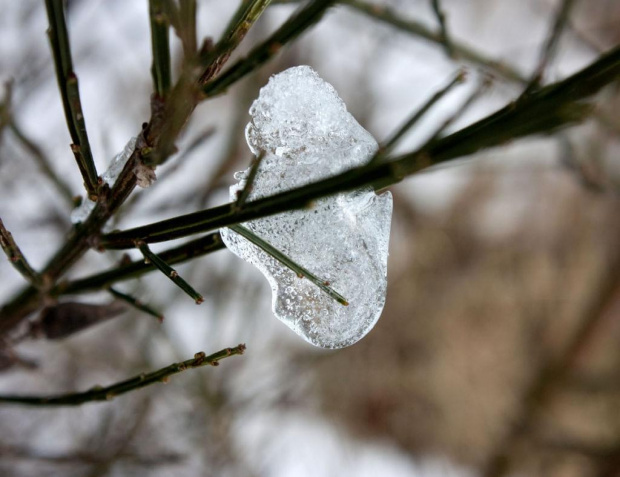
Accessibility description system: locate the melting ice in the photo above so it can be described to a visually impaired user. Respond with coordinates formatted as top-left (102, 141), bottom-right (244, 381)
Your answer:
top-left (220, 66), bottom-right (392, 349)
top-left (70, 137), bottom-right (137, 224)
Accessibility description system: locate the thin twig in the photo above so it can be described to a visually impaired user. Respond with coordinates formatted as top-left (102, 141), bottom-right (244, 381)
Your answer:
top-left (136, 241), bottom-right (204, 304)
top-left (8, 120), bottom-right (75, 206)
top-left (526, 0), bottom-right (578, 92)
top-left (149, 0), bottom-right (172, 98)
top-left (53, 232), bottom-right (223, 296)
top-left (0, 218), bottom-right (42, 287)
top-left (0, 0), bottom-right (329, 334)
top-left (430, 0), bottom-right (453, 58)
top-left (203, 0), bottom-right (336, 96)
top-left (482, 249), bottom-right (620, 477)
top-left (108, 287), bottom-right (164, 322)
top-left (229, 224), bottom-right (349, 306)
top-left (373, 69), bottom-right (465, 161)
top-left (179, 0), bottom-right (198, 60)
top-left (342, 0), bottom-right (526, 83)
top-left (45, 0), bottom-right (99, 199)
top-left (0, 344), bottom-right (246, 406)
top-left (234, 151), bottom-right (266, 209)
top-left (148, 0), bottom-right (273, 167)
top-left (198, 0), bottom-right (274, 85)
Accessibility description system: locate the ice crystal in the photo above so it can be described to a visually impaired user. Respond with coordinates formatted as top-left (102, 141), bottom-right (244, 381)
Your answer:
top-left (221, 66), bottom-right (392, 349)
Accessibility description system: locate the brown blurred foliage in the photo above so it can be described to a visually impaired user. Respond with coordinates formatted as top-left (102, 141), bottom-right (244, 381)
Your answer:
top-left (313, 166), bottom-right (620, 476)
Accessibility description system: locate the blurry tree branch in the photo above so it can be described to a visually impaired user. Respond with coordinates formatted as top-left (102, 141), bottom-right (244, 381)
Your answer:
top-left (0, 344), bottom-right (245, 406)
top-left (482, 236), bottom-right (620, 477)
top-left (0, 218), bottom-right (42, 288)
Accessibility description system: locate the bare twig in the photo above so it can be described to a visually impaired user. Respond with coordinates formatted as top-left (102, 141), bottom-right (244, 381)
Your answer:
top-left (108, 287), bottom-right (164, 322)
top-left (342, 0), bottom-right (526, 83)
top-left (7, 120), bottom-right (75, 206)
top-left (179, 0), bottom-right (198, 60)
top-left (136, 240), bottom-right (204, 304)
top-left (149, 0), bottom-right (172, 98)
top-left (53, 232), bottom-right (223, 296)
top-left (482, 248), bottom-right (620, 477)
top-left (147, 0), bottom-right (273, 167)
top-left (234, 151), bottom-right (266, 209)
top-left (45, 0), bottom-right (99, 199)
top-left (430, 0), bottom-right (453, 58)
top-left (229, 224), bottom-right (349, 306)
top-left (100, 45), bottom-right (620, 249)
top-left (203, 0), bottom-right (337, 96)
top-left (420, 75), bottom-right (490, 147)
top-left (373, 69), bottom-right (465, 161)
top-left (0, 218), bottom-right (42, 287)
top-left (0, 344), bottom-right (246, 406)
top-left (526, 0), bottom-right (578, 92)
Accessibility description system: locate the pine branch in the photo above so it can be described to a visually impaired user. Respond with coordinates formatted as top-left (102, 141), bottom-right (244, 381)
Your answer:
top-left (0, 344), bottom-right (246, 406)
top-left (45, 0), bottom-right (99, 199)
top-left (147, 0), bottom-right (272, 167)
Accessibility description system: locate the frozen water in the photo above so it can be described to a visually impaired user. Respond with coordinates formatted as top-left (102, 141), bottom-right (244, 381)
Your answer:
top-left (220, 66), bottom-right (392, 349)
top-left (101, 136), bottom-right (137, 186)
top-left (71, 137), bottom-right (137, 224)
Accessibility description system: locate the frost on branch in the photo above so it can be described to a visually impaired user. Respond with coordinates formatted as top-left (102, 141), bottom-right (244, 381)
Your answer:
top-left (220, 66), bottom-right (392, 349)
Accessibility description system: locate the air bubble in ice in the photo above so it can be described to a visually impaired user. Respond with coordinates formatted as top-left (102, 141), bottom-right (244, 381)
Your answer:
top-left (220, 66), bottom-right (392, 349)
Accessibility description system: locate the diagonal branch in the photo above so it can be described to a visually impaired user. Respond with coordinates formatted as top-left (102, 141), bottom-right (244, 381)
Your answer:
top-left (203, 0), bottom-right (337, 97)
top-left (0, 218), bottom-right (42, 287)
top-left (0, 344), bottom-right (246, 406)
top-left (526, 0), bottom-right (578, 91)
top-left (149, 0), bottom-right (172, 98)
top-left (136, 241), bottom-right (204, 303)
top-left (99, 46), bottom-right (620, 249)
top-left (0, 0), bottom-right (332, 335)
top-left (45, 0), bottom-right (99, 199)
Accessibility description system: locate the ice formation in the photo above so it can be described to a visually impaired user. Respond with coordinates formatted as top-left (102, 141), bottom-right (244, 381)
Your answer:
top-left (71, 137), bottom-right (137, 224)
top-left (220, 66), bottom-right (392, 349)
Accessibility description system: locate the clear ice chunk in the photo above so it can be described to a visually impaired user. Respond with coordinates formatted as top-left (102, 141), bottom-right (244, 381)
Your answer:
top-left (220, 66), bottom-right (392, 349)
top-left (71, 137), bottom-right (137, 224)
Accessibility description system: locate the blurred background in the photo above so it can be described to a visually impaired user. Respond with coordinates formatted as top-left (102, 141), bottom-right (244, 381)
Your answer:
top-left (0, 0), bottom-right (619, 476)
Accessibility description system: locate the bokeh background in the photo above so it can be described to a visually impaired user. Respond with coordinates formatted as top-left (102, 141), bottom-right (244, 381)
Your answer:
top-left (0, 0), bottom-right (619, 476)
